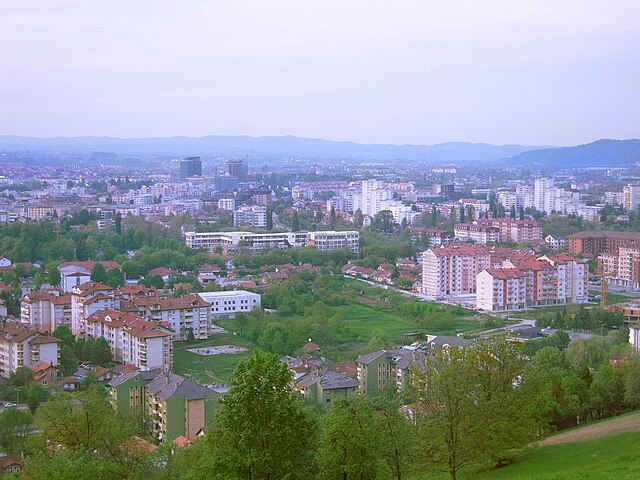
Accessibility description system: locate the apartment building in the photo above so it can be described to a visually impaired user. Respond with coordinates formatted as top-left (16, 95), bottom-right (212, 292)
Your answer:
top-left (598, 246), bottom-right (640, 289)
top-left (108, 370), bottom-right (221, 443)
top-left (0, 323), bottom-right (61, 378)
top-left (477, 254), bottom-right (587, 311)
top-left (476, 268), bottom-right (528, 311)
top-left (184, 230), bottom-right (359, 253)
top-left (197, 290), bottom-right (261, 318)
top-left (356, 347), bottom-right (431, 396)
top-left (85, 309), bottom-right (173, 372)
top-left (421, 245), bottom-right (491, 296)
top-left (58, 260), bottom-right (122, 292)
top-left (307, 230), bottom-right (360, 253)
top-left (623, 184), bottom-right (640, 212)
top-left (479, 218), bottom-right (542, 244)
top-left (71, 282), bottom-right (120, 337)
top-left (233, 205), bottom-right (267, 228)
top-left (21, 291), bottom-right (71, 331)
top-left (630, 325), bottom-right (640, 354)
top-left (568, 231), bottom-right (640, 257)
top-left (454, 223), bottom-right (500, 244)
top-left (130, 294), bottom-right (211, 340)
top-left (26, 205), bottom-right (55, 221)
top-left (409, 227), bottom-right (452, 247)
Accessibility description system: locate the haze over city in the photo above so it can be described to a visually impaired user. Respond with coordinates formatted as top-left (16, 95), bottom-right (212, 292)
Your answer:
top-left (2, 0), bottom-right (639, 145)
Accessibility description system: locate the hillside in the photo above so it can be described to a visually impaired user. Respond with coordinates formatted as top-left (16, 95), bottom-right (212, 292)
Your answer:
top-left (508, 139), bottom-right (640, 169)
top-left (420, 412), bottom-right (640, 479)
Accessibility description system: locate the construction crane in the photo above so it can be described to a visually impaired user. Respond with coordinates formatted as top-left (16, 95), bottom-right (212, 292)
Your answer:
top-left (599, 262), bottom-right (617, 309)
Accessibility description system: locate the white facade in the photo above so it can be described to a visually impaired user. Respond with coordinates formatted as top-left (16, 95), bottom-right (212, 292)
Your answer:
top-left (624, 184), bottom-right (640, 212)
top-left (476, 269), bottom-right (528, 311)
top-left (307, 231), bottom-right (360, 253)
top-left (630, 325), bottom-right (640, 354)
top-left (421, 246), bottom-right (491, 296)
top-left (0, 329), bottom-right (61, 378)
top-left (85, 310), bottom-right (172, 372)
top-left (217, 198), bottom-right (236, 211)
top-left (185, 230), bottom-right (359, 253)
top-left (197, 290), bottom-right (261, 318)
top-left (21, 292), bottom-right (72, 331)
top-left (233, 205), bottom-right (267, 228)
top-left (71, 283), bottom-right (119, 337)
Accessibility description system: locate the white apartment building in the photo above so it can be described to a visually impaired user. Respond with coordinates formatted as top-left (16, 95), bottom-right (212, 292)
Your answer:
top-left (21, 292), bottom-right (72, 331)
top-left (476, 268), bottom-right (528, 311)
top-left (454, 223), bottom-right (500, 244)
top-left (0, 325), bottom-right (61, 378)
top-left (184, 230), bottom-right (359, 253)
top-left (131, 294), bottom-right (211, 340)
top-left (217, 198), bottom-right (236, 211)
top-left (233, 205), bottom-right (267, 228)
top-left (623, 184), bottom-right (640, 212)
top-left (421, 246), bottom-right (491, 296)
top-left (599, 246), bottom-right (640, 289)
top-left (307, 231), bottom-right (360, 253)
top-left (352, 179), bottom-right (416, 224)
top-left (71, 282), bottom-right (120, 337)
top-left (197, 290), bottom-right (261, 318)
top-left (26, 205), bottom-right (56, 221)
top-left (85, 309), bottom-right (173, 372)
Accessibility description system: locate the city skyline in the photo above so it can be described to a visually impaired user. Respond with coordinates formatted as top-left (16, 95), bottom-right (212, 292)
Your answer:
top-left (2, 1), bottom-right (639, 146)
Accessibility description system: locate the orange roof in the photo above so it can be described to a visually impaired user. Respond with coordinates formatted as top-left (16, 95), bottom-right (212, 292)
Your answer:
top-left (172, 435), bottom-right (193, 448)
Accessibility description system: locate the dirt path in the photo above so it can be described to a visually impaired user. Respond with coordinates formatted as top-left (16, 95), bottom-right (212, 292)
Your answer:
top-left (539, 413), bottom-right (640, 446)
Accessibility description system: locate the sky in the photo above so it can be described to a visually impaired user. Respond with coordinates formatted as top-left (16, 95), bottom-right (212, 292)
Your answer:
top-left (1, 0), bottom-right (639, 146)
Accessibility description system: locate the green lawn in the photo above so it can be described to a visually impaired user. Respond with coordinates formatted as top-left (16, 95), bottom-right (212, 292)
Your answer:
top-left (172, 331), bottom-right (254, 384)
top-left (588, 289), bottom-right (633, 305)
top-left (414, 431), bottom-right (640, 480)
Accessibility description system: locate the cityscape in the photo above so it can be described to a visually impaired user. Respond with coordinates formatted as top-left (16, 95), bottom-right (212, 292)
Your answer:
top-left (0, 1), bottom-right (639, 479)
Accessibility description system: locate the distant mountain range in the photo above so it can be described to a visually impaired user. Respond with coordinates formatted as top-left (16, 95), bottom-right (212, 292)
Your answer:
top-left (0, 135), bottom-right (638, 168)
top-left (0, 135), bottom-right (545, 163)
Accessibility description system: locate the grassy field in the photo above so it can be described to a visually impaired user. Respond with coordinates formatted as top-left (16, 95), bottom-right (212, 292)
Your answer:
top-left (173, 278), bottom-right (488, 383)
top-left (415, 412), bottom-right (640, 480)
top-left (172, 331), bottom-right (253, 384)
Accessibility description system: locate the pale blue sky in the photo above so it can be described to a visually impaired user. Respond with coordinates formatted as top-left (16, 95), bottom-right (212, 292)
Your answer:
top-left (1, 0), bottom-right (638, 146)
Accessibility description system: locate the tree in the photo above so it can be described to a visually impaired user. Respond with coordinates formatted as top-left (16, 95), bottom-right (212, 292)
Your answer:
top-left (317, 396), bottom-right (390, 480)
top-left (115, 213), bottom-right (122, 235)
top-left (0, 407), bottom-right (33, 453)
top-left (257, 322), bottom-right (295, 355)
top-left (91, 263), bottom-right (108, 283)
top-left (9, 367), bottom-right (33, 387)
top-left (510, 206), bottom-right (517, 219)
top-left (91, 337), bottom-right (112, 366)
top-left (330, 205), bottom-right (337, 229)
top-left (59, 345), bottom-right (78, 376)
top-left (197, 350), bottom-right (318, 479)
top-left (33, 271), bottom-right (45, 290)
top-left (52, 325), bottom-right (74, 348)
top-left (415, 347), bottom-right (483, 480)
top-left (47, 266), bottom-right (61, 286)
top-left (354, 209), bottom-right (364, 227)
top-left (372, 210), bottom-right (395, 233)
top-left (107, 268), bottom-right (125, 288)
top-left (27, 385), bottom-right (48, 415)
top-left (35, 389), bottom-right (128, 452)
top-left (415, 340), bottom-right (538, 479)
top-left (459, 206), bottom-right (465, 223)
top-left (291, 211), bottom-right (301, 232)
top-left (266, 206), bottom-right (273, 230)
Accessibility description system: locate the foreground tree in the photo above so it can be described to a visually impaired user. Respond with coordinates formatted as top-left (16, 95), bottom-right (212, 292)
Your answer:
top-left (0, 407), bottom-right (33, 453)
top-left (91, 263), bottom-right (108, 283)
top-left (414, 339), bottom-right (538, 479)
top-left (195, 350), bottom-right (318, 480)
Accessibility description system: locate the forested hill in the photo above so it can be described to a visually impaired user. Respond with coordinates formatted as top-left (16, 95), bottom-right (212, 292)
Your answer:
top-left (508, 139), bottom-right (640, 169)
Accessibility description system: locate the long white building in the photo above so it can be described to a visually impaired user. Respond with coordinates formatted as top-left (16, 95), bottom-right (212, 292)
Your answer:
top-left (185, 230), bottom-right (359, 253)
top-left (197, 290), bottom-right (261, 318)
